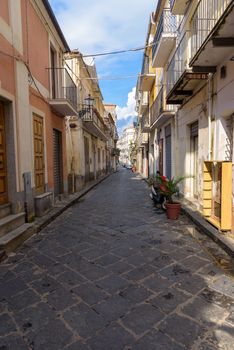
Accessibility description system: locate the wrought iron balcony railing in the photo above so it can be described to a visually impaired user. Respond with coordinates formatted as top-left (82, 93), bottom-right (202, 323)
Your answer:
top-left (166, 31), bottom-right (190, 96)
top-left (150, 87), bottom-right (175, 126)
top-left (141, 55), bottom-right (149, 75)
top-left (141, 110), bottom-right (150, 132)
top-left (190, 0), bottom-right (232, 62)
top-left (48, 68), bottom-right (77, 112)
top-left (79, 105), bottom-right (108, 142)
top-left (152, 9), bottom-right (177, 58)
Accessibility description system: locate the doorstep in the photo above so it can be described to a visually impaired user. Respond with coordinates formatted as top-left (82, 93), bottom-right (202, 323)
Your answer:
top-left (181, 201), bottom-right (234, 259)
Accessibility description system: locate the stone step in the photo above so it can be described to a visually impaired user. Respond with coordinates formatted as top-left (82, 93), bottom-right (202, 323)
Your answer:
top-left (0, 203), bottom-right (11, 219)
top-left (0, 213), bottom-right (25, 238)
top-left (0, 223), bottom-right (34, 254)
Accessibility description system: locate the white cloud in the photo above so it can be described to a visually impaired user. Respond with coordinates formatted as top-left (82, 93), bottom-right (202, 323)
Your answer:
top-left (116, 87), bottom-right (137, 120)
top-left (50, 0), bottom-right (155, 53)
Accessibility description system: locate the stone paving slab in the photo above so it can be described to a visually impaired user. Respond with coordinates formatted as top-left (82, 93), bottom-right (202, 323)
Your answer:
top-left (0, 169), bottom-right (233, 349)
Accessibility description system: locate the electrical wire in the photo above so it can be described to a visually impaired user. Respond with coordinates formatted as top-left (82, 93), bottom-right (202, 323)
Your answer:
top-left (81, 43), bottom-right (154, 57)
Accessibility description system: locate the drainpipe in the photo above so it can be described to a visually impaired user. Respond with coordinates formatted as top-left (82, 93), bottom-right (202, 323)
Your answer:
top-left (208, 73), bottom-right (213, 161)
top-left (174, 111), bottom-right (178, 177)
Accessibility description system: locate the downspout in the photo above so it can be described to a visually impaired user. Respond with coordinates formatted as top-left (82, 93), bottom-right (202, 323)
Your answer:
top-left (174, 110), bottom-right (178, 177)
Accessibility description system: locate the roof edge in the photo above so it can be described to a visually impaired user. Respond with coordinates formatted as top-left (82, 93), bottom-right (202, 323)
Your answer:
top-left (41, 0), bottom-right (70, 52)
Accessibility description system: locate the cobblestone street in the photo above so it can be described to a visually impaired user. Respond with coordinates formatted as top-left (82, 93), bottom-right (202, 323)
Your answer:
top-left (0, 169), bottom-right (234, 349)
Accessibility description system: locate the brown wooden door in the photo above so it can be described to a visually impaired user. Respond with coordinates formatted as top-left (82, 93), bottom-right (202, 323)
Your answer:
top-left (0, 102), bottom-right (8, 204)
top-left (33, 114), bottom-right (44, 194)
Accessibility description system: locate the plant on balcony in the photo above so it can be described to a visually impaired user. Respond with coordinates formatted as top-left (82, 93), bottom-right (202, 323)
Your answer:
top-left (156, 174), bottom-right (186, 220)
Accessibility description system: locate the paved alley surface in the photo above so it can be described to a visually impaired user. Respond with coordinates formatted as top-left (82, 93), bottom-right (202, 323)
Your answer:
top-left (0, 169), bottom-right (234, 349)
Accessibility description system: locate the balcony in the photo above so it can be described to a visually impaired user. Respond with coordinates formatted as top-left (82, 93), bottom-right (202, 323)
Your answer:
top-left (152, 9), bottom-right (177, 68)
top-left (166, 32), bottom-right (208, 104)
top-left (170, 0), bottom-right (191, 15)
top-left (138, 56), bottom-right (155, 91)
top-left (141, 110), bottom-right (150, 132)
top-left (138, 92), bottom-right (149, 114)
top-left (80, 106), bottom-right (108, 141)
top-left (150, 87), bottom-right (176, 129)
top-left (48, 68), bottom-right (78, 116)
top-left (190, 0), bottom-right (234, 67)
top-left (139, 132), bottom-right (149, 147)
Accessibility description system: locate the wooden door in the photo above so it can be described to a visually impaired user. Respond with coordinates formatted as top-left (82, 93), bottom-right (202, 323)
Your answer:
top-left (0, 102), bottom-right (8, 204)
top-left (33, 114), bottom-right (44, 194)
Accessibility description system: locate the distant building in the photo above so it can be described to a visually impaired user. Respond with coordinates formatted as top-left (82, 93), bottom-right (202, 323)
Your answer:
top-left (118, 125), bottom-right (137, 166)
top-left (65, 53), bottom-right (118, 192)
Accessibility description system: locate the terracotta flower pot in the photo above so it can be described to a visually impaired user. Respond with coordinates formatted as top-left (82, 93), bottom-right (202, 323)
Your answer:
top-left (165, 202), bottom-right (181, 220)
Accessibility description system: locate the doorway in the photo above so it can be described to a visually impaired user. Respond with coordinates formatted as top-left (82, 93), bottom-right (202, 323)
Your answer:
top-left (53, 129), bottom-right (63, 197)
top-left (84, 136), bottom-right (90, 182)
top-left (33, 114), bottom-right (45, 194)
top-left (0, 102), bottom-right (8, 204)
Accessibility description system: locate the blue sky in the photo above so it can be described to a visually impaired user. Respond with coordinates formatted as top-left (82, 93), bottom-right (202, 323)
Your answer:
top-left (48, 0), bottom-right (156, 132)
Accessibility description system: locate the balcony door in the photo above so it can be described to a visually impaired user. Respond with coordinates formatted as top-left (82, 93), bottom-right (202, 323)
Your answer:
top-left (50, 47), bottom-right (57, 99)
top-left (0, 102), bottom-right (8, 204)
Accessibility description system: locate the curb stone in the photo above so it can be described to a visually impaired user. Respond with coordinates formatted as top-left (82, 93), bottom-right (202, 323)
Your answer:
top-left (1, 174), bottom-right (110, 260)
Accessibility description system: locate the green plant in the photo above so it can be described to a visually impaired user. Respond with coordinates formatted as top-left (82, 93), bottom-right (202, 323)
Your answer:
top-left (156, 175), bottom-right (186, 203)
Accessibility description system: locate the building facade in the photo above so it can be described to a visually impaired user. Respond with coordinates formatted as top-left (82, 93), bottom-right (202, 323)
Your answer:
top-left (0, 0), bottom-right (77, 243)
top-left (118, 125), bottom-right (137, 167)
top-left (65, 53), bottom-right (118, 192)
top-left (137, 0), bottom-right (234, 232)
top-left (104, 104), bottom-right (119, 173)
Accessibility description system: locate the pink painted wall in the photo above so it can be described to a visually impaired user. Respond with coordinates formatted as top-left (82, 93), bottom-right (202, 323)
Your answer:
top-left (0, 0), bottom-right (10, 25)
top-left (21, 0), bottom-right (49, 89)
top-left (0, 36), bottom-right (15, 95)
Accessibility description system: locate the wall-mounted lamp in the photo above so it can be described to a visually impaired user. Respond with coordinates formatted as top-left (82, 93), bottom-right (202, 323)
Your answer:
top-left (84, 94), bottom-right (95, 110)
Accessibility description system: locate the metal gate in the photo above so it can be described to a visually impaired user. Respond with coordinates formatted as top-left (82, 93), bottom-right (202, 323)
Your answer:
top-left (165, 124), bottom-right (172, 179)
top-left (53, 129), bottom-right (63, 197)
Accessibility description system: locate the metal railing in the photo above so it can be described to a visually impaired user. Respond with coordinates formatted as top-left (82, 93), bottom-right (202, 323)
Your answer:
top-left (141, 110), bottom-right (150, 130)
top-left (80, 106), bottom-right (106, 135)
top-left (141, 55), bottom-right (149, 75)
top-left (166, 31), bottom-right (190, 96)
top-left (191, 0), bottom-right (232, 60)
top-left (49, 68), bottom-right (77, 110)
top-left (150, 87), bottom-right (175, 126)
top-left (152, 9), bottom-right (177, 57)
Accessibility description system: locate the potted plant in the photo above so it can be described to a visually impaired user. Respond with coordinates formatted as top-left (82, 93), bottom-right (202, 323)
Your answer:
top-left (156, 175), bottom-right (186, 220)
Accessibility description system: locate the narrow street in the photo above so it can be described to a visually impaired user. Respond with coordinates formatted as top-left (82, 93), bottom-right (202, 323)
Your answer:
top-left (0, 169), bottom-right (234, 350)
